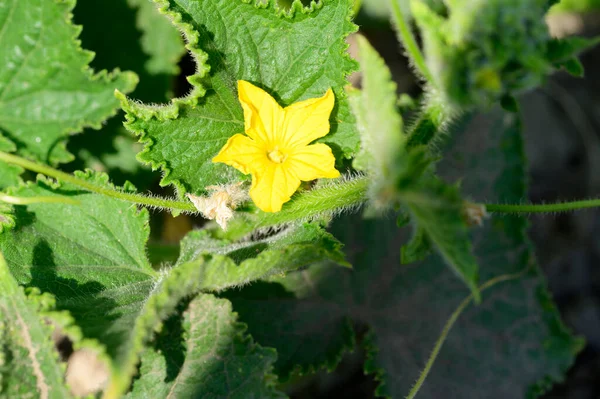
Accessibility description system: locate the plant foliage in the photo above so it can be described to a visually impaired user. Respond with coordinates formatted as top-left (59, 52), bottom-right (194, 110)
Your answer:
top-left (0, 0), bottom-right (595, 398)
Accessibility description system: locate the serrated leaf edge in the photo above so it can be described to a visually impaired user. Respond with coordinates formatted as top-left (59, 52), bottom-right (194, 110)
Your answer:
top-left (128, 294), bottom-right (284, 398)
top-left (25, 0), bottom-right (139, 164)
top-left (27, 288), bottom-right (112, 397)
top-left (284, 316), bottom-right (355, 381)
top-left (508, 113), bottom-right (584, 397)
top-left (224, 307), bottom-right (283, 397)
top-left (3, 170), bottom-right (152, 269)
top-left (362, 328), bottom-right (390, 398)
top-left (179, 222), bottom-right (350, 271)
top-left (102, 256), bottom-right (232, 398)
top-left (0, 257), bottom-right (110, 399)
top-left (118, 0), bottom-right (359, 197)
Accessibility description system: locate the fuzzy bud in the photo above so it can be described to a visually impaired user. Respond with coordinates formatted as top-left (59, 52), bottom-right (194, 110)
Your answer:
top-left (463, 201), bottom-right (489, 227)
top-left (187, 183), bottom-right (248, 230)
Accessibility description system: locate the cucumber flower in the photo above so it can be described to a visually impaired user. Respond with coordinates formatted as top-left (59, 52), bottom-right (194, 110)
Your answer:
top-left (213, 80), bottom-right (340, 212)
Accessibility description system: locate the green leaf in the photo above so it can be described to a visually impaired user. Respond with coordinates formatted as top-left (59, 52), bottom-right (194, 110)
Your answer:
top-left (99, 254), bottom-right (259, 396)
top-left (0, 173), bottom-right (158, 396)
top-left (119, 0), bottom-right (359, 197)
top-left (0, 135), bottom-right (22, 189)
top-left (0, 172), bottom-right (348, 396)
top-left (1, 172), bottom-right (154, 284)
top-left (400, 225), bottom-right (431, 264)
top-left (224, 278), bottom-right (356, 379)
top-left (0, 173), bottom-right (156, 385)
top-left (128, 294), bottom-right (284, 399)
top-left (400, 177), bottom-right (480, 301)
top-left (546, 36), bottom-right (599, 78)
top-left (0, 202), bottom-right (15, 233)
top-left (227, 109), bottom-right (581, 397)
top-left (0, 254), bottom-right (72, 399)
top-left (176, 222), bottom-right (350, 290)
top-left (349, 35), bottom-right (405, 205)
top-left (102, 221), bottom-right (347, 394)
top-left (0, 0), bottom-right (138, 164)
top-left (387, 141), bottom-right (479, 299)
top-left (0, 173), bottom-right (207, 396)
top-left (558, 57), bottom-right (585, 76)
top-left (546, 36), bottom-right (600, 64)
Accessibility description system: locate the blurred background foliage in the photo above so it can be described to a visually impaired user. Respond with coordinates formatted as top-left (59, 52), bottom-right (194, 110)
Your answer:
top-left (69, 0), bottom-right (185, 192)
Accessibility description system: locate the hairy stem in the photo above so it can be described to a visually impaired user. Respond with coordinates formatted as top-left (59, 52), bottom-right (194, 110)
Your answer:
top-left (386, 0), bottom-right (451, 150)
top-left (388, 0), bottom-right (433, 83)
top-left (229, 176), bottom-right (369, 232)
top-left (406, 96), bottom-right (452, 149)
top-left (485, 199), bottom-right (600, 214)
top-left (0, 151), bottom-right (197, 212)
top-left (0, 151), bottom-right (370, 225)
top-left (405, 269), bottom-right (528, 399)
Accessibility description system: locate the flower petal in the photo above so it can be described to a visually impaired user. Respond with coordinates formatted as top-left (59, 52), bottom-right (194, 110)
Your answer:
top-left (281, 88), bottom-right (335, 148)
top-left (249, 164), bottom-right (301, 213)
top-left (288, 143), bottom-right (340, 181)
top-left (212, 134), bottom-right (267, 175)
top-left (237, 80), bottom-right (283, 145)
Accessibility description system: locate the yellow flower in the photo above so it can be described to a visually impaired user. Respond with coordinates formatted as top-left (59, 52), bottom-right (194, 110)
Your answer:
top-left (212, 80), bottom-right (340, 212)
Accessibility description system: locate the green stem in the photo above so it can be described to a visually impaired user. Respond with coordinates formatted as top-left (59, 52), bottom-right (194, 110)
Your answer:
top-left (0, 193), bottom-right (80, 206)
top-left (405, 269), bottom-right (528, 399)
top-left (485, 199), bottom-right (600, 214)
top-left (386, 0), bottom-right (453, 149)
top-left (388, 0), bottom-right (433, 83)
top-left (255, 176), bottom-right (369, 228)
top-left (406, 97), bottom-right (450, 149)
top-left (0, 151), bottom-right (196, 212)
top-left (223, 176), bottom-right (370, 238)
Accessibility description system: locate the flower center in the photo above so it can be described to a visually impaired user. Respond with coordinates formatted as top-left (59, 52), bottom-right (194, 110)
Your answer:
top-left (267, 148), bottom-right (287, 164)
